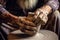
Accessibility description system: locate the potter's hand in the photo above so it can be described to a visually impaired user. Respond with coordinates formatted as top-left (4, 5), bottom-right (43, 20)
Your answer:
top-left (0, 4), bottom-right (37, 35)
top-left (17, 17), bottom-right (37, 35)
top-left (34, 5), bottom-right (52, 25)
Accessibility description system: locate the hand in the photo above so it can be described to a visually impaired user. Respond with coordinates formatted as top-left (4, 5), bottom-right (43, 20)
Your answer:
top-left (18, 17), bottom-right (37, 35)
top-left (34, 5), bottom-right (52, 25)
top-left (34, 9), bottom-right (48, 25)
top-left (0, 5), bottom-right (37, 35)
top-left (5, 16), bottom-right (37, 35)
top-left (7, 16), bottom-right (37, 35)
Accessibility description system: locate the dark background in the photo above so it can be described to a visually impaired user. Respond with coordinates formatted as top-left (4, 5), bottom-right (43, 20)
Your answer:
top-left (0, 0), bottom-right (60, 12)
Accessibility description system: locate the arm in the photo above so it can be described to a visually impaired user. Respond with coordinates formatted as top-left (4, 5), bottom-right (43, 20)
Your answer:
top-left (36, 0), bottom-right (59, 15)
top-left (47, 0), bottom-right (59, 11)
top-left (34, 0), bottom-right (59, 25)
top-left (40, 0), bottom-right (59, 13)
top-left (0, 4), bottom-right (37, 35)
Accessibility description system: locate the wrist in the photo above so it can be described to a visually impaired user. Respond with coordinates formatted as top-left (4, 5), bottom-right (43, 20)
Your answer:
top-left (40, 5), bottom-right (52, 15)
top-left (34, 5), bottom-right (52, 19)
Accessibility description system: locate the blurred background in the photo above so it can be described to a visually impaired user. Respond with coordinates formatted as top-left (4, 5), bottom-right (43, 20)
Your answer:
top-left (0, 0), bottom-right (60, 12)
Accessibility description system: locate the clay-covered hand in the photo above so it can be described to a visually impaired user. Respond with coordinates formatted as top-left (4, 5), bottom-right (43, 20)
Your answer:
top-left (17, 17), bottom-right (37, 35)
top-left (0, 4), bottom-right (37, 35)
top-left (34, 5), bottom-right (52, 25)
top-left (6, 16), bottom-right (37, 35)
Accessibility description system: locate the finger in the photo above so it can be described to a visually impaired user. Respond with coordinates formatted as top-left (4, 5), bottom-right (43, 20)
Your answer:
top-left (25, 26), bottom-right (37, 31)
top-left (7, 22), bottom-right (28, 31)
top-left (20, 18), bottom-right (36, 27)
top-left (20, 25), bottom-right (37, 31)
top-left (2, 23), bottom-right (16, 30)
top-left (7, 22), bottom-right (20, 29)
top-left (19, 16), bottom-right (36, 26)
top-left (20, 25), bottom-right (37, 34)
top-left (23, 30), bottom-right (37, 35)
top-left (19, 16), bottom-right (26, 19)
top-left (25, 17), bottom-right (33, 21)
top-left (37, 14), bottom-right (48, 25)
top-left (15, 22), bottom-right (27, 30)
top-left (19, 16), bottom-right (33, 21)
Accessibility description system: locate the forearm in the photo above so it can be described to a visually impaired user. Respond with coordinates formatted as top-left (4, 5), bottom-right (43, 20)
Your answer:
top-left (36, 0), bottom-right (59, 15)
top-left (0, 4), bottom-right (19, 21)
top-left (38, 5), bottom-right (52, 15)
top-left (47, 0), bottom-right (59, 11)
top-left (27, 0), bottom-right (59, 25)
